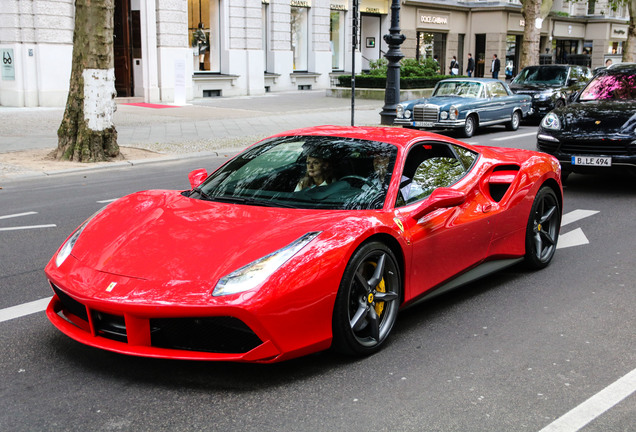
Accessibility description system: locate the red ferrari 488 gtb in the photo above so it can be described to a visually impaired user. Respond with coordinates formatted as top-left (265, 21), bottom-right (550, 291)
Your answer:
top-left (45, 126), bottom-right (562, 363)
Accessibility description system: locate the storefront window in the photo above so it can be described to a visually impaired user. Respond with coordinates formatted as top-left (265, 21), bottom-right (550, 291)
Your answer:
top-left (188, 0), bottom-right (221, 73)
top-left (291, 7), bottom-right (309, 71)
top-left (330, 11), bottom-right (345, 70)
top-left (417, 32), bottom-right (446, 73)
top-left (609, 41), bottom-right (623, 55)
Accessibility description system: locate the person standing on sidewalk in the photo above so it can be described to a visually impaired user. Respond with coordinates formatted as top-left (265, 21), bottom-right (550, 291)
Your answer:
top-left (466, 53), bottom-right (475, 77)
top-left (491, 54), bottom-right (500, 79)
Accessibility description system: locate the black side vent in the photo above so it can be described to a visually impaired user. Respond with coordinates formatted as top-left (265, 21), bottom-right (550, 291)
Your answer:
top-left (487, 165), bottom-right (520, 202)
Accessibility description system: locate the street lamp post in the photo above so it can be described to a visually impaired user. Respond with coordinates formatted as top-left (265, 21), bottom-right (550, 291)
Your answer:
top-left (380, 0), bottom-right (405, 125)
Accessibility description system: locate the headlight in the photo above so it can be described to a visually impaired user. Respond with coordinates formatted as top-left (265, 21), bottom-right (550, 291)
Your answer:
top-left (404, 109), bottom-right (411, 119)
top-left (541, 112), bottom-right (561, 130)
top-left (55, 207), bottom-right (107, 267)
top-left (533, 92), bottom-right (551, 101)
top-left (440, 111), bottom-right (448, 120)
top-left (449, 106), bottom-right (459, 120)
top-left (396, 105), bottom-right (404, 119)
top-left (213, 232), bottom-right (321, 296)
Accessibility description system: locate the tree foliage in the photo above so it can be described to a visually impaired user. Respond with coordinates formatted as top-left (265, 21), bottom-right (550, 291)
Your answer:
top-left (520, 0), bottom-right (635, 68)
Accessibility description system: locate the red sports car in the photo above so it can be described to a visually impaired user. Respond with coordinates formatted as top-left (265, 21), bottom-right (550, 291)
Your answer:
top-left (45, 126), bottom-right (562, 363)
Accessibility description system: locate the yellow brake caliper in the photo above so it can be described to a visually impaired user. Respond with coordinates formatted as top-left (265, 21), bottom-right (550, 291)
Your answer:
top-left (370, 262), bottom-right (386, 316)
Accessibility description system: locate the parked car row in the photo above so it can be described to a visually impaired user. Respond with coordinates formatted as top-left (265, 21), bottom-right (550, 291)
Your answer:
top-left (394, 63), bottom-right (635, 179)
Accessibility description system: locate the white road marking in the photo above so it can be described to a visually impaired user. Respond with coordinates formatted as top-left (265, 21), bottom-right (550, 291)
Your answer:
top-left (96, 198), bottom-right (118, 203)
top-left (0, 297), bottom-right (51, 323)
top-left (556, 228), bottom-right (589, 249)
top-left (0, 224), bottom-right (57, 232)
top-left (0, 211), bottom-right (38, 220)
top-left (492, 131), bottom-right (537, 141)
top-left (561, 209), bottom-right (600, 227)
top-left (538, 368), bottom-right (636, 432)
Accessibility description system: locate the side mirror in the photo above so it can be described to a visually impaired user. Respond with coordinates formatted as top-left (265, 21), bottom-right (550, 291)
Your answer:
top-left (188, 168), bottom-right (208, 189)
top-left (411, 188), bottom-right (467, 220)
top-left (567, 78), bottom-right (578, 86)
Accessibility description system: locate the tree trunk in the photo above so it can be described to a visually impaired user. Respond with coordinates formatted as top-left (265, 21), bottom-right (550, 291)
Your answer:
top-left (57, 0), bottom-right (119, 162)
top-left (624, 0), bottom-right (636, 62)
top-left (520, 0), bottom-right (553, 70)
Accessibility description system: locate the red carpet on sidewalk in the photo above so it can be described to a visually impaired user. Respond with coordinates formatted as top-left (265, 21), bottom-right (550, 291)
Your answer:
top-left (120, 103), bottom-right (179, 109)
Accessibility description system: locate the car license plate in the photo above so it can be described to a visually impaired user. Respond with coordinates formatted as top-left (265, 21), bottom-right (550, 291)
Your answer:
top-left (571, 156), bottom-right (612, 166)
top-left (413, 121), bottom-right (434, 127)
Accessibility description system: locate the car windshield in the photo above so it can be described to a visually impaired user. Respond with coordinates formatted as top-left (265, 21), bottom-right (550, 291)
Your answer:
top-left (433, 81), bottom-right (483, 98)
top-left (512, 66), bottom-right (568, 86)
top-left (192, 136), bottom-right (398, 210)
top-left (578, 72), bottom-right (636, 101)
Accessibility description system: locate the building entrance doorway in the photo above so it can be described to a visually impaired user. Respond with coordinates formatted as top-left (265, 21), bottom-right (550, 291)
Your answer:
top-left (114, 0), bottom-right (134, 97)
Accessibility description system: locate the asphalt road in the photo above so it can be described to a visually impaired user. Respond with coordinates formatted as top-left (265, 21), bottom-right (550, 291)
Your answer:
top-left (1, 126), bottom-right (634, 431)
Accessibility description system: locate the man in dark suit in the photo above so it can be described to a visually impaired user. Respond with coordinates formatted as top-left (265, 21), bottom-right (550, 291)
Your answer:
top-left (491, 54), bottom-right (500, 79)
top-left (466, 53), bottom-right (475, 77)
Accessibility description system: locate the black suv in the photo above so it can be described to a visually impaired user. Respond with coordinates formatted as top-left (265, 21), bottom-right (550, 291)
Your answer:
top-left (536, 63), bottom-right (636, 179)
top-left (510, 65), bottom-right (593, 119)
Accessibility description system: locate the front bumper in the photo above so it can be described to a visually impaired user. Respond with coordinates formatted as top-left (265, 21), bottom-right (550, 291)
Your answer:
top-left (537, 133), bottom-right (636, 174)
top-left (393, 118), bottom-right (466, 129)
top-left (44, 256), bottom-right (335, 363)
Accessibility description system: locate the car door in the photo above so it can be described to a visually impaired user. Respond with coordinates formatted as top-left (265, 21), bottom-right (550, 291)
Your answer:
top-left (488, 81), bottom-right (512, 120)
top-left (394, 142), bottom-right (493, 299)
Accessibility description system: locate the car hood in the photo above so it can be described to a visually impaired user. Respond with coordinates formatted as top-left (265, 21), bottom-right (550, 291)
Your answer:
top-left (558, 100), bottom-right (636, 135)
top-left (510, 83), bottom-right (560, 94)
top-left (404, 96), bottom-right (467, 109)
top-left (69, 190), bottom-right (362, 283)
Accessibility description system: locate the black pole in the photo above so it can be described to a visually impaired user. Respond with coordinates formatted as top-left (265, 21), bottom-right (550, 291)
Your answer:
top-left (380, 0), bottom-right (405, 125)
top-left (351, 0), bottom-right (359, 126)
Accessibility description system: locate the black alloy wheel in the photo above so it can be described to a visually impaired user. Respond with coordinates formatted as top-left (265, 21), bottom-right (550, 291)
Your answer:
top-left (332, 242), bottom-right (401, 356)
top-left (524, 187), bottom-right (561, 269)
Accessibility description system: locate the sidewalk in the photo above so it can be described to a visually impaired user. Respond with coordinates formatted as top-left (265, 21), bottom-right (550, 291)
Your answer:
top-left (0, 90), bottom-right (384, 178)
top-left (0, 90), bottom-right (383, 178)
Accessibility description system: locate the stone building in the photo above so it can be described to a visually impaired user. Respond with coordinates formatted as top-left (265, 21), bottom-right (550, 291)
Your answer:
top-left (0, 0), bottom-right (631, 107)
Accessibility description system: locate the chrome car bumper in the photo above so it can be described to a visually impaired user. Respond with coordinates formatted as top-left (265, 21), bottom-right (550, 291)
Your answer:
top-left (393, 118), bottom-right (466, 128)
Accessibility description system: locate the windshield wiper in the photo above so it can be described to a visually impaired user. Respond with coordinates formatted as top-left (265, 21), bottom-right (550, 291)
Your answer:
top-left (211, 195), bottom-right (297, 208)
top-left (192, 187), bottom-right (213, 201)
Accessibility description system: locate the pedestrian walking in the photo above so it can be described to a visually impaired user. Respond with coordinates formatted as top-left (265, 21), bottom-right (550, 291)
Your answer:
top-left (491, 54), bottom-right (500, 79)
top-left (449, 56), bottom-right (459, 75)
top-left (466, 53), bottom-right (475, 77)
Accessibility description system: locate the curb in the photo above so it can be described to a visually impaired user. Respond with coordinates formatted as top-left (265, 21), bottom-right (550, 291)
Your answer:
top-left (1, 149), bottom-right (244, 181)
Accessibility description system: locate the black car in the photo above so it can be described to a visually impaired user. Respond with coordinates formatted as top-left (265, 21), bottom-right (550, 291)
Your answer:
top-left (510, 65), bottom-right (593, 118)
top-left (536, 63), bottom-right (636, 179)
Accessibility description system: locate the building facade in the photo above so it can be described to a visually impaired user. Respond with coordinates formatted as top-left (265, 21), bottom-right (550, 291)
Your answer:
top-left (0, 0), bottom-right (631, 107)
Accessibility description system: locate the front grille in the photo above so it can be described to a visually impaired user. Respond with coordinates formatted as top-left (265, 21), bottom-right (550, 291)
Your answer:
top-left (150, 317), bottom-right (263, 354)
top-left (51, 283), bottom-right (263, 355)
top-left (52, 283), bottom-right (88, 322)
top-left (537, 141), bottom-right (559, 153)
top-left (413, 105), bottom-right (439, 122)
top-left (558, 138), bottom-right (633, 156)
top-left (92, 310), bottom-right (127, 342)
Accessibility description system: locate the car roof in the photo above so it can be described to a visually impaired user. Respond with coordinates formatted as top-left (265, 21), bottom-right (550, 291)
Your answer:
top-left (265, 126), bottom-right (467, 150)
top-left (606, 63), bottom-right (636, 72)
top-left (439, 77), bottom-right (493, 83)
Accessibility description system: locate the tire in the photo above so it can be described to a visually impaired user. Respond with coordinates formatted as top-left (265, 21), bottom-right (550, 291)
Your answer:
top-left (506, 110), bottom-right (521, 131)
top-left (524, 187), bottom-right (561, 269)
top-left (332, 242), bottom-right (402, 356)
top-left (461, 115), bottom-right (476, 138)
